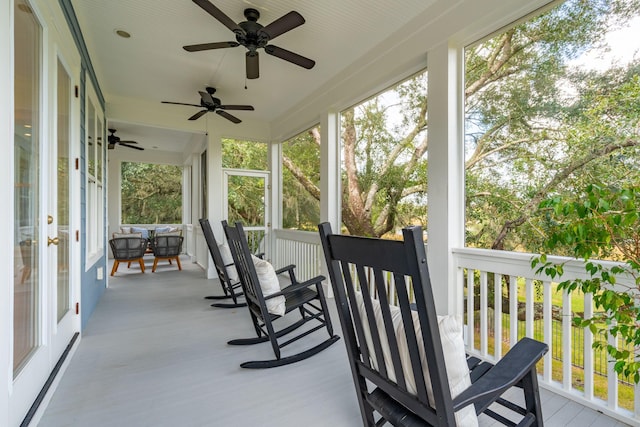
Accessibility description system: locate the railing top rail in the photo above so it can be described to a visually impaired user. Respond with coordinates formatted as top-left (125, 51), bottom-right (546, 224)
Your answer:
top-left (274, 228), bottom-right (321, 245)
top-left (453, 247), bottom-right (635, 287)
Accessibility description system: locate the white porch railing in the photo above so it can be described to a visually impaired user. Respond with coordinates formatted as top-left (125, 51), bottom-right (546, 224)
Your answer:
top-left (272, 229), bottom-right (639, 425)
top-left (453, 247), bottom-right (640, 426)
top-left (272, 229), bottom-right (323, 282)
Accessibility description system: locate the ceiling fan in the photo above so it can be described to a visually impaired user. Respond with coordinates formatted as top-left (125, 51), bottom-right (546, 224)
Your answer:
top-left (108, 129), bottom-right (143, 151)
top-left (162, 87), bottom-right (254, 123)
top-left (183, 0), bottom-right (315, 79)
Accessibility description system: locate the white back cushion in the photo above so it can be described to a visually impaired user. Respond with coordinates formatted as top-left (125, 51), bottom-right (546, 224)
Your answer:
top-left (218, 242), bottom-right (239, 282)
top-left (356, 295), bottom-right (478, 427)
top-left (251, 255), bottom-right (286, 316)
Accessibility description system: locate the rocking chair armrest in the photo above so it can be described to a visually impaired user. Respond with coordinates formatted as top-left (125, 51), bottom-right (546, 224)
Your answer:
top-left (452, 337), bottom-right (548, 412)
top-left (274, 264), bottom-right (296, 275)
top-left (266, 275), bottom-right (326, 299)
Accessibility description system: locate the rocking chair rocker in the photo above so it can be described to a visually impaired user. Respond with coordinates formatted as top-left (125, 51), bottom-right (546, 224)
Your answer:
top-left (318, 222), bottom-right (548, 427)
top-left (223, 221), bottom-right (340, 369)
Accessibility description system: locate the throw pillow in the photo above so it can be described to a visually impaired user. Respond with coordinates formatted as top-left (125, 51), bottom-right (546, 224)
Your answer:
top-left (120, 226), bottom-right (131, 233)
top-left (156, 231), bottom-right (182, 237)
top-left (251, 255), bottom-right (286, 316)
top-left (217, 241), bottom-right (239, 282)
top-left (154, 226), bottom-right (171, 234)
top-left (113, 232), bottom-right (142, 239)
top-left (356, 295), bottom-right (478, 427)
top-left (131, 226), bottom-right (149, 239)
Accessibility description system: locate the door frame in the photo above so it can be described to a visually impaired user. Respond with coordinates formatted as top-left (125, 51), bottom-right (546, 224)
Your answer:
top-left (222, 168), bottom-right (271, 258)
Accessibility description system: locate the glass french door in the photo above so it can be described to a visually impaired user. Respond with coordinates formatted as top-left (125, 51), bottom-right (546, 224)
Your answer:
top-left (11, 1), bottom-right (79, 423)
top-left (49, 56), bottom-right (76, 360)
top-left (223, 170), bottom-right (270, 256)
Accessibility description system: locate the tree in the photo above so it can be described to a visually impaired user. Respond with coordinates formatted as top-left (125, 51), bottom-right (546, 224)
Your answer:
top-left (532, 184), bottom-right (640, 382)
top-left (282, 127), bottom-right (321, 230)
top-left (121, 162), bottom-right (182, 224)
top-left (282, 0), bottom-right (640, 242)
top-left (465, 0), bottom-right (640, 250)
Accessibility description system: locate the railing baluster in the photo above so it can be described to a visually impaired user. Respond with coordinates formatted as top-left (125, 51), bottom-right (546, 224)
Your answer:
top-left (584, 292), bottom-right (594, 401)
top-left (543, 280), bottom-right (552, 382)
top-left (608, 318), bottom-right (618, 410)
top-left (525, 279), bottom-right (534, 339)
top-left (466, 269), bottom-right (475, 350)
top-left (494, 273), bottom-right (502, 359)
top-left (562, 288), bottom-right (571, 390)
top-left (509, 276), bottom-right (517, 348)
top-left (480, 271), bottom-right (488, 357)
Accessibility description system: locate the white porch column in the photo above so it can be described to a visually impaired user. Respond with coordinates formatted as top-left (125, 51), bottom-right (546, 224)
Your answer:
top-left (320, 109), bottom-right (341, 229)
top-left (206, 130), bottom-right (223, 279)
top-left (320, 109), bottom-right (341, 297)
top-left (426, 42), bottom-right (465, 316)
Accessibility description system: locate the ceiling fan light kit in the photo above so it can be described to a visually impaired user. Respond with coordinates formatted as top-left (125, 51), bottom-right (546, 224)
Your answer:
top-left (184, 0), bottom-right (315, 80)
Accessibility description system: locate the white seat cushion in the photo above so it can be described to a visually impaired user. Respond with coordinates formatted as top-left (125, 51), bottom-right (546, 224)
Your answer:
top-left (251, 255), bottom-right (286, 316)
top-left (218, 242), bottom-right (239, 282)
top-left (356, 295), bottom-right (478, 427)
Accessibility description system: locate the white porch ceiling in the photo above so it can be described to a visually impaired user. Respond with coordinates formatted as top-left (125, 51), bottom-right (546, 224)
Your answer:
top-left (70, 0), bottom-right (437, 153)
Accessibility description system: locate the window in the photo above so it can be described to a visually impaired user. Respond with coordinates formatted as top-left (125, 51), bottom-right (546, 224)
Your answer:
top-left (85, 85), bottom-right (104, 264)
top-left (120, 162), bottom-right (183, 224)
top-left (281, 126), bottom-right (321, 231)
top-left (339, 70), bottom-right (428, 237)
top-left (464, 0), bottom-right (640, 253)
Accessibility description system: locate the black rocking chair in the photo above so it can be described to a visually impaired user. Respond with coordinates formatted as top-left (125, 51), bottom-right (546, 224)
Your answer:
top-left (223, 221), bottom-right (340, 369)
top-left (318, 222), bottom-right (548, 427)
top-left (199, 218), bottom-right (246, 308)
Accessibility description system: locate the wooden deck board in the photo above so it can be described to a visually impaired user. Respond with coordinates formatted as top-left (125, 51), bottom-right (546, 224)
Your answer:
top-left (38, 257), bottom-right (630, 426)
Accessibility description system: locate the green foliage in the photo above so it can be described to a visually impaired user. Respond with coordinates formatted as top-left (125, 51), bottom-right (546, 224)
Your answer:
top-left (222, 138), bottom-right (267, 170)
top-left (221, 139), bottom-right (268, 226)
top-left (282, 128), bottom-right (320, 231)
top-left (464, 0), bottom-right (640, 251)
top-left (121, 162), bottom-right (182, 224)
top-left (532, 184), bottom-right (640, 382)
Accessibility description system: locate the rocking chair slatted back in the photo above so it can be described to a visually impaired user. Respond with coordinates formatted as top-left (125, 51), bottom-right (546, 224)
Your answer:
top-left (199, 218), bottom-right (246, 308)
top-left (318, 222), bottom-right (548, 427)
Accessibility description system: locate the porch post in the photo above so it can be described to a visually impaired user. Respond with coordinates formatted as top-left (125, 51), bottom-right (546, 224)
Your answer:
top-left (426, 42), bottom-right (465, 317)
top-left (206, 130), bottom-right (223, 279)
top-left (320, 109), bottom-right (340, 228)
top-left (319, 109), bottom-right (340, 297)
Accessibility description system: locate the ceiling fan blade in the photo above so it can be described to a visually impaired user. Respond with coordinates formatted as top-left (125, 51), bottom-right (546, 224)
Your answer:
top-left (246, 52), bottom-right (259, 79)
top-left (192, 0), bottom-right (241, 33)
top-left (118, 140), bottom-right (138, 144)
top-left (259, 11), bottom-right (305, 40)
top-left (183, 41), bottom-right (239, 52)
top-left (162, 101), bottom-right (202, 107)
top-left (198, 91), bottom-right (215, 105)
top-left (264, 45), bottom-right (315, 69)
top-left (216, 110), bottom-right (241, 124)
top-left (219, 104), bottom-right (254, 111)
top-left (189, 110), bottom-right (209, 120)
top-left (120, 143), bottom-right (144, 151)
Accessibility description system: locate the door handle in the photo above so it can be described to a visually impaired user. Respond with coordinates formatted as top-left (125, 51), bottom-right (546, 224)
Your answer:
top-left (48, 236), bottom-right (60, 246)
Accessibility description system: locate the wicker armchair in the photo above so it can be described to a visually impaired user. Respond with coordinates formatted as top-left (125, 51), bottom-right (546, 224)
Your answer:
top-left (109, 237), bottom-right (148, 276)
top-left (150, 235), bottom-right (184, 272)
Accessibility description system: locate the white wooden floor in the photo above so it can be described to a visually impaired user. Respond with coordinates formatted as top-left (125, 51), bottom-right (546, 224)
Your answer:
top-left (38, 256), bottom-right (630, 427)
